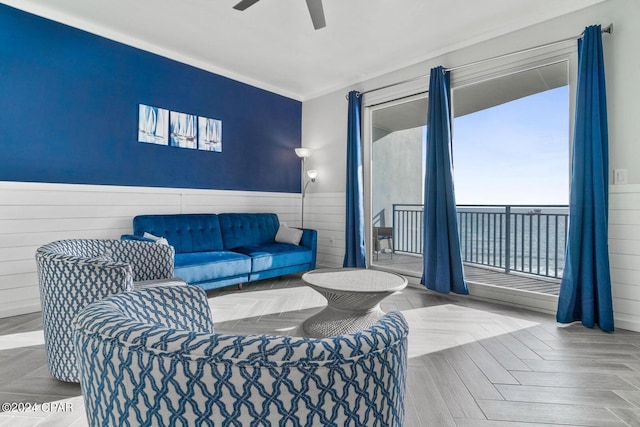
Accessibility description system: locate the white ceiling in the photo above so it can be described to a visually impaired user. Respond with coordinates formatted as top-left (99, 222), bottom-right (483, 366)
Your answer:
top-left (4, 0), bottom-right (606, 101)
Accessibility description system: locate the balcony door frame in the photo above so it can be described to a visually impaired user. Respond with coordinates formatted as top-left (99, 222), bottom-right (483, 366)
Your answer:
top-left (361, 44), bottom-right (578, 286)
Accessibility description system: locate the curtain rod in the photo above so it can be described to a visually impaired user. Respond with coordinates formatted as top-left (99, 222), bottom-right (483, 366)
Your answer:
top-left (348, 23), bottom-right (613, 100)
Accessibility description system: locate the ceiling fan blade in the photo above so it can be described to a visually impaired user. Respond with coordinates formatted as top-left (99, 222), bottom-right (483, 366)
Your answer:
top-left (305, 0), bottom-right (326, 30)
top-left (233, 0), bottom-right (260, 11)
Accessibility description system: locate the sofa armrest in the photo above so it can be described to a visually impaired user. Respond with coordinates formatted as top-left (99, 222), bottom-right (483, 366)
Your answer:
top-left (299, 228), bottom-right (317, 269)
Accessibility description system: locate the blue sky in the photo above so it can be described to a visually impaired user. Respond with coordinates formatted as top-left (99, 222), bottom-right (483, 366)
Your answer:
top-left (451, 86), bottom-right (569, 205)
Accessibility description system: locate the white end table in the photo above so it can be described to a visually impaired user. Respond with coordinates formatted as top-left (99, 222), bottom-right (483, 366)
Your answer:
top-left (301, 268), bottom-right (407, 338)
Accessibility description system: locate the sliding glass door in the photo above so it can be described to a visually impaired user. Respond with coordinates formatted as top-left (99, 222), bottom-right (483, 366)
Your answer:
top-left (370, 96), bottom-right (427, 275)
top-left (368, 60), bottom-right (571, 296)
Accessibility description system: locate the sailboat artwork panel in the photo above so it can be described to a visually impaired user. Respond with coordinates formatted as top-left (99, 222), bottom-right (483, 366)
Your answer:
top-left (138, 104), bottom-right (168, 145)
top-left (198, 117), bottom-right (222, 152)
top-left (169, 111), bottom-right (198, 149)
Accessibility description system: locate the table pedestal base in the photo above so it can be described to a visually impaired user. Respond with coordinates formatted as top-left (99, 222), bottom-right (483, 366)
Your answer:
top-left (302, 304), bottom-right (384, 338)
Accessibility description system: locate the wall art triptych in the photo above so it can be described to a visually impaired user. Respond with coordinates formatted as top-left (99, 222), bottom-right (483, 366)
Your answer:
top-left (138, 104), bottom-right (222, 152)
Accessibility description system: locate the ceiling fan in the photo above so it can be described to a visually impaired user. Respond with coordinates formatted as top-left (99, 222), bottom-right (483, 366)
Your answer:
top-left (233, 0), bottom-right (327, 30)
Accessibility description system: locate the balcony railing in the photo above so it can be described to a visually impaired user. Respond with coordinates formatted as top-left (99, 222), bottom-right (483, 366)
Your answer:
top-left (391, 204), bottom-right (569, 279)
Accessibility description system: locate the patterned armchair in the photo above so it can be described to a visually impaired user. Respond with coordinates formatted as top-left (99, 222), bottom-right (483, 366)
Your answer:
top-left (36, 239), bottom-right (181, 382)
top-left (73, 285), bottom-right (408, 427)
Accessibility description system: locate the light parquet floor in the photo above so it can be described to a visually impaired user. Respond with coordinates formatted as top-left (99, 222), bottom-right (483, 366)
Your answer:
top-left (2, 274), bottom-right (640, 426)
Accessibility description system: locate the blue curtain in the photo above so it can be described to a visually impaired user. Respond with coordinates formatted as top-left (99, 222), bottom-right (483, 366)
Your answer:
top-left (344, 90), bottom-right (367, 268)
top-left (421, 67), bottom-right (468, 294)
top-left (557, 25), bottom-right (613, 332)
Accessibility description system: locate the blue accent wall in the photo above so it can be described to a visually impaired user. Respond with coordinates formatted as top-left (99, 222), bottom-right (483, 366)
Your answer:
top-left (0, 5), bottom-right (301, 193)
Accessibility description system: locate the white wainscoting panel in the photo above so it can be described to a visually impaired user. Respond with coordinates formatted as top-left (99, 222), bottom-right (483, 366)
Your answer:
top-left (5, 182), bottom-right (638, 332)
top-left (609, 184), bottom-right (640, 332)
top-left (304, 192), bottom-right (345, 269)
top-left (0, 181), bottom-right (300, 319)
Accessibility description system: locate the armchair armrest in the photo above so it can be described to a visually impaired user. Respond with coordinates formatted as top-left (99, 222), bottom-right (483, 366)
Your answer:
top-left (77, 285), bottom-right (215, 336)
top-left (37, 252), bottom-right (134, 293)
top-left (110, 240), bottom-right (175, 282)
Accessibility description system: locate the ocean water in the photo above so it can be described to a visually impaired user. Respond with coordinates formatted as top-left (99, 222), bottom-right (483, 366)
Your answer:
top-left (458, 210), bottom-right (568, 278)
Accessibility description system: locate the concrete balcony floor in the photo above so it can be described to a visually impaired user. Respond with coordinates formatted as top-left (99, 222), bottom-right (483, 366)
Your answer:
top-left (373, 252), bottom-right (560, 296)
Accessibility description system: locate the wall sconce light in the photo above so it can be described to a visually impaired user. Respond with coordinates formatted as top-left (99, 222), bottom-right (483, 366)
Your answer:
top-left (295, 147), bottom-right (313, 159)
top-left (295, 148), bottom-right (316, 228)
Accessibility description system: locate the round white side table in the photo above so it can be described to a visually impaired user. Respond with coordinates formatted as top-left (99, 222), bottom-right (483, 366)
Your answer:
top-left (301, 268), bottom-right (407, 338)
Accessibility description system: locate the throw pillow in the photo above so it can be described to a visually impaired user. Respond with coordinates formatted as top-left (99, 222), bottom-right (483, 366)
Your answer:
top-left (275, 224), bottom-right (303, 245)
top-left (143, 232), bottom-right (169, 245)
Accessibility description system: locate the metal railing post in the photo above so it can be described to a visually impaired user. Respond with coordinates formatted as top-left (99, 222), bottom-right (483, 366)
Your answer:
top-left (504, 206), bottom-right (511, 274)
top-left (392, 204), bottom-right (396, 253)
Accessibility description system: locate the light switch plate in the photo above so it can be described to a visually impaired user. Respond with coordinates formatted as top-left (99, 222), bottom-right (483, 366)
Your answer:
top-left (614, 169), bottom-right (628, 185)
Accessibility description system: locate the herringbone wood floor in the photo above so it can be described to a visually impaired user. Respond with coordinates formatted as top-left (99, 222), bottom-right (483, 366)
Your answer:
top-left (2, 273), bottom-right (640, 426)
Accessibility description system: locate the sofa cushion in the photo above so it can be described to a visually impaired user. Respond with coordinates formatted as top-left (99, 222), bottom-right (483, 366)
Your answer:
top-left (174, 251), bottom-right (250, 284)
top-left (133, 214), bottom-right (224, 254)
top-left (219, 213), bottom-right (279, 249)
top-left (232, 243), bottom-right (313, 272)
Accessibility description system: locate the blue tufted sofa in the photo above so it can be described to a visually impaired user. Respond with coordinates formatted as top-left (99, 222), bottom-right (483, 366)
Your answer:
top-left (123, 213), bottom-right (317, 290)
top-left (73, 285), bottom-right (408, 426)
